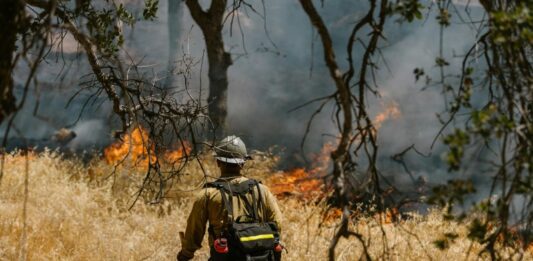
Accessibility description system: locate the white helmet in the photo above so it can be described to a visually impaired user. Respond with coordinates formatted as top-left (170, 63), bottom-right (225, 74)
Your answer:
top-left (214, 135), bottom-right (250, 164)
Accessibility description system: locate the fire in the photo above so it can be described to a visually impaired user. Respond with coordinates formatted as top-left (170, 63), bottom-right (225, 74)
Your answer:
top-left (103, 127), bottom-right (191, 170)
top-left (268, 100), bottom-right (400, 201)
top-left (269, 168), bottom-right (323, 199)
top-left (323, 208), bottom-right (343, 222)
top-left (104, 127), bottom-right (156, 169)
top-left (268, 143), bottom-right (335, 200)
top-left (164, 142), bottom-right (192, 163)
top-left (487, 223), bottom-right (533, 253)
top-left (374, 207), bottom-right (400, 224)
top-left (2, 150), bottom-right (37, 165)
top-left (373, 101), bottom-right (401, 130)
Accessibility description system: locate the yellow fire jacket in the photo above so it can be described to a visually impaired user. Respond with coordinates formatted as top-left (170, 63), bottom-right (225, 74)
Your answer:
top-left (178, 176), bottom-right (283, 260)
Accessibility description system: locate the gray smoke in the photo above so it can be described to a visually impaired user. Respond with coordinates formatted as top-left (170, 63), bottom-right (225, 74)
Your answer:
top-left (3, 1), bottom-right (488, 189)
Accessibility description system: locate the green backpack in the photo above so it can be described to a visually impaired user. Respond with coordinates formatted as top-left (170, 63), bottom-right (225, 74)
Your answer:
top-left (206, 179), bottom-right (282, 261)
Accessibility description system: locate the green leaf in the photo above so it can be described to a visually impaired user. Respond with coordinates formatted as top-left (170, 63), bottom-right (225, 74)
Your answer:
top-left (143, 0), bottom-right (159, 20)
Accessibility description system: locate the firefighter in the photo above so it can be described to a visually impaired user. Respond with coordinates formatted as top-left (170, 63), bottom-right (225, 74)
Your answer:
top-left (177, 135), bottom-right (283, 261)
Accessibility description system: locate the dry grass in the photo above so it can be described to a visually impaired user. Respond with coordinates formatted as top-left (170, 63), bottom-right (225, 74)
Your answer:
top-left (0, 152), bottom-right (529, 260)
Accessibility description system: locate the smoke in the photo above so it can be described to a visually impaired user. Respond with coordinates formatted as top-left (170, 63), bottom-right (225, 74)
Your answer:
top-left (68, 119), bottom-right (110, 150)
top-left (4, 1), bottom-right (488, 187)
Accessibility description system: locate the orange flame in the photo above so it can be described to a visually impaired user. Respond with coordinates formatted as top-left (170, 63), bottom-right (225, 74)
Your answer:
top-left (374, 207), bottom-right (400, 224)
top-left (323, 208), bottom-right (343, 222)
top-left (373, 101), bottom-right (401, 130)
top-left (268, 101), bottom-right (401, 200)
top-left (164, 141), bottom-right (192, 163)
top-left (104, 127), bottom-right (156, 169)
top-left (103, 127), bottom-right (191, 170)
top-left (268, 143), bottom-right (335, 200)
top-left (487, 223), bottom-right (533, 253)
top-left (2, 150), bottom-right (37, 165)
top-left (269, 168), bottom-right (323, 199)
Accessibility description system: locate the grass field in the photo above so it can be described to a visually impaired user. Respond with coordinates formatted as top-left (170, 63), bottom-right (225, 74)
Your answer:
top-left (0, 152), bottom-right (529, 260)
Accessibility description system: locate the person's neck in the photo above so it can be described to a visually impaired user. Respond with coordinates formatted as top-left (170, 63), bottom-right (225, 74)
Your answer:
top-left (220, 171), bottom-right (241, 178)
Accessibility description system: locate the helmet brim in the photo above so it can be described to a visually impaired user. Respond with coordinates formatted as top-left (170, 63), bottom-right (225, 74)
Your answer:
top-left (216, 156), bottom-right (246, 164)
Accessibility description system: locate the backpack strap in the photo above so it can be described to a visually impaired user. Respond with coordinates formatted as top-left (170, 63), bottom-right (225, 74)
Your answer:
top-left (250, 183), bottom-right (259, 221)
top-left (238, 179), bottom-right (261, 221)
top-left (253, 181), bottom-right (264, 220)
top-left (205, 179), bottom-right (263, 223)
top-left (238, 193), bottom-right (256, 221)
top-left (205, 181), bottom-right (235, 225)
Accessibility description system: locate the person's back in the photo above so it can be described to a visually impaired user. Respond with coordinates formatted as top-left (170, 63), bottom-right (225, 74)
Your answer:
top-left (177, 136), bottom-right (283, 261)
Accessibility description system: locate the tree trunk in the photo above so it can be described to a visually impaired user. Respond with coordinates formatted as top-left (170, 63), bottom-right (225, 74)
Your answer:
top-left (205, 26), bottom-right (232, 135)
top-left (0, 0), bottom-right (23, 124)
top-left (165, 0), bottom-right (183, 88)
top-left (185, 0), bottom-right (231, 135)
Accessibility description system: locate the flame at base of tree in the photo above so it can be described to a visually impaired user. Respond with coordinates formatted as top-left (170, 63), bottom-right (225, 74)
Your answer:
top-left (268, 101), bottom-right (401, 201)
top-left (268, 142), bottom-right (335, 201)
top-left (103, 126), bottom-right (191, 170)
top-left (103, 127), bottom-right (155, 168)
top-left (269, 168), bottom-right (325, 200)
top-left (266, 100), bottom-right (404, 223)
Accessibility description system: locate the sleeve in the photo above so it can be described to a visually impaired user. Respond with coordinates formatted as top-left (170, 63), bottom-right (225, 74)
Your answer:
top-left (263, 186), bottom-right (283, 232)
top-left (177, 190), bottom-right (209, 260)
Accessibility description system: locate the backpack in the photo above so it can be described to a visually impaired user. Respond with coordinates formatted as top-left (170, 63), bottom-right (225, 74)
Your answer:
top-left (205, 179), bottom-right (282, 261)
